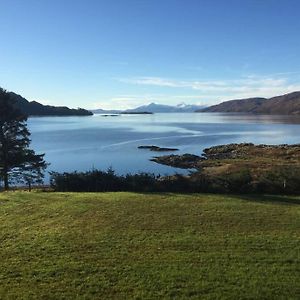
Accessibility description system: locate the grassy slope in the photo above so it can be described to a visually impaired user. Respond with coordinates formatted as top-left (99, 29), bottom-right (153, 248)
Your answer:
top-left (0, 192), bottom-right (299, 299)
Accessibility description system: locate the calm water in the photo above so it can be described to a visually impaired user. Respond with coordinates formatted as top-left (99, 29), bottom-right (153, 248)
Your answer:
top-left (28, 113), bottom-right (300, 177)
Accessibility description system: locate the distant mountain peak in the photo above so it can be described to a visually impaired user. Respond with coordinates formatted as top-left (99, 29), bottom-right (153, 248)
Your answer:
top-left (176, 102), bottom-right (187, 107)
top-left (124, 102), bottom-right (207, 113)
top-left (92, 102), bottom-right (207, 114)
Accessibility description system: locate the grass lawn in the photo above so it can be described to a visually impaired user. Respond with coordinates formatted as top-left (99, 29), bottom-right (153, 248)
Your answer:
top-left (0, 192), bottom-right (299, 299)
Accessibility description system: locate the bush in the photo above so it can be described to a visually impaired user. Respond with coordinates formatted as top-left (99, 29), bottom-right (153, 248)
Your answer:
top-left (50, 166), bottom-right (300, 194)
top-left (255, 166), bottom-right (300, 194)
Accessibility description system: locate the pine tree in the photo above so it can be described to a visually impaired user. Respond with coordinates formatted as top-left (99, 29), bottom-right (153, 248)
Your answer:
top-left (0, 88), bottom-right (48, 190)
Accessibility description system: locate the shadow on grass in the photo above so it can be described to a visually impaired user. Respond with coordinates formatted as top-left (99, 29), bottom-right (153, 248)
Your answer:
top-left (115, 192), bottom-right (300, 205)
top-left (231, 194), bottom-right (300, 206)
top-left (132, 192), bottom-right (197, 198)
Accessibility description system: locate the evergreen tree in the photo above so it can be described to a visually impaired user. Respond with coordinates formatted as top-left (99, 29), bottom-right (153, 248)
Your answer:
top-left (0, 88), bottom-right (48, 190)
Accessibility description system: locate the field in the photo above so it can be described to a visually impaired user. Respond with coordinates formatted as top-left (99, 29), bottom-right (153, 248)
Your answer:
top-left (0, 192), bottom-right (299, 299)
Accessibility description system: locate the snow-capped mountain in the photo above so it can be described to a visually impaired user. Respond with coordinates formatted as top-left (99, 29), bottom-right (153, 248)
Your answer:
top-left (124, 102), bottom-right (206, 113)
top-left (91, 102), bottom-right (207, 114)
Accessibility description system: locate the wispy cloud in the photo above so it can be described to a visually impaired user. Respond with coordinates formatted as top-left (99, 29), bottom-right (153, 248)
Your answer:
top-left (118, 74), bottom-right (300, 100)
top-left (93, 74), bottom-right (300, 110)
top-left (90, 95), bottom-right (148, 110)
top-left (91, 94), bottom-right (216, 110)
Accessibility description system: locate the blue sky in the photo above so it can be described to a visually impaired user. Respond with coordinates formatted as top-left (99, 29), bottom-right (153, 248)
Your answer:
top-left (1, 0), bottom-right (300, 109)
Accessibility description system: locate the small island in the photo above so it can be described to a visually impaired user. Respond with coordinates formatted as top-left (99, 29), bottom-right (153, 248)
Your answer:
top-left (138, 145), bottom-right (179, 152)
top-left (121, 111), bottom-right (153, 115)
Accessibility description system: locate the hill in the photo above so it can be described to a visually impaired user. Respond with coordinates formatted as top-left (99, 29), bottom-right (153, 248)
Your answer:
top-left (198, 91), bottom-right (300, 114)
top-left (91, 108), bottom-right (122, 114)
top-left (125, 102), bottom-right (206, 113)
top-left (0, 191), bottom-right (299, 299)
top-left (8, 91), bottom-right (92, 116)
top-left (92, 103), bottom-right (206, 114)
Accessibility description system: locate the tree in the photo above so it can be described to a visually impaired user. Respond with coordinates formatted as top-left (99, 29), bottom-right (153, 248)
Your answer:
top-left (0, 88), bottom-right (48, 190)
top-left (13, 150), bottom-right (48, 191)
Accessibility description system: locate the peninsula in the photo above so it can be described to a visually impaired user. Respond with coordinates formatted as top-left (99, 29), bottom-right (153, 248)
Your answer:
top-left (7, 90), bottom-right (92, 116)
top-left (197, 91), bottom-right (300, 115)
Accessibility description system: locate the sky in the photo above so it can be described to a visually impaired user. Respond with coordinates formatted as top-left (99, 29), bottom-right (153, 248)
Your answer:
top-left (1, 0), bottom-right (300, 109)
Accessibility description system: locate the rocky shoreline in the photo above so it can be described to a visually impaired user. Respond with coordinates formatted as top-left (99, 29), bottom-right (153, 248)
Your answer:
top-left (148, 142), bottom-right (300, 193)
top-left (151, 153), bottom-right (201, 168)
top-left (151, 143), bottom-right (300, 169)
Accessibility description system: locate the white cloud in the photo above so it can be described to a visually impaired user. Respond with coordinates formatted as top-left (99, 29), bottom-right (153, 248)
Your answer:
top-left (90, 95), bottom-right (150, 110)
top-left (91, 94), bottom-right (215, 110)
top-left (92, 74), bottom-right (300, 109)
top-left (118, 75), bottom-right (300, 100)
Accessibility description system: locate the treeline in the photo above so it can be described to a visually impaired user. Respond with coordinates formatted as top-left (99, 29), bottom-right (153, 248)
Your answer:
top-left (50, 166), bottom-right (300, 194)
top-left (50, 169), bottom-right (190, 193)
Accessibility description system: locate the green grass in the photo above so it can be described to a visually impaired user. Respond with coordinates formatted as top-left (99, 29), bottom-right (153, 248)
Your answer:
top-left (0, 192), bottom-right (299, 299)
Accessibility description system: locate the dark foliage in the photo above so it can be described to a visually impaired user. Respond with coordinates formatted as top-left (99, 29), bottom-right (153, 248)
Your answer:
top-left (50, 166), bottom-right (300, 194)
top-left (253, 166), bottom-right (300, 194)
top-left (0, 88), bottom-right (48, 190)
top-left (50, 169), bottom-right (159, 192)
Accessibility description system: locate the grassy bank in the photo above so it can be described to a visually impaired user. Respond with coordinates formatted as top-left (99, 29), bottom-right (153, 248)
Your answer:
top-left (0, 192), bottom-right (299, 299)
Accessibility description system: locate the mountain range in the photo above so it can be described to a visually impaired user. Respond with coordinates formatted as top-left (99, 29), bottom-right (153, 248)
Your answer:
top-left (6, 88), bottom-right (300, 116)
top-left (8, 91), bottom-right (92, 116)
top-left (198, 91), bottom-right (300, 115)
top-left (92, 103), bottom-right (206, 114)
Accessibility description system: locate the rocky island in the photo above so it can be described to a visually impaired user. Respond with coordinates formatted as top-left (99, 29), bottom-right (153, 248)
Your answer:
top-left (138, 145), bottom-right (179, 152)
